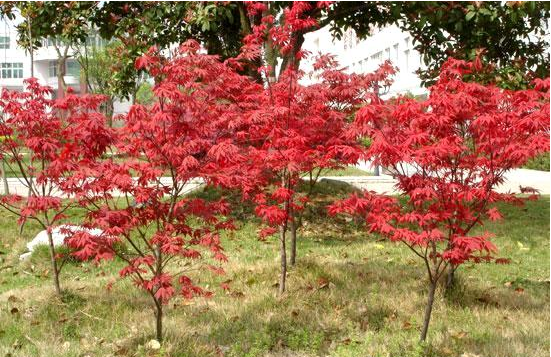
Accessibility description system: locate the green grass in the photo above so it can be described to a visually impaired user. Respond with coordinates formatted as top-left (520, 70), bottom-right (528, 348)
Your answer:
top-left (0, 188), bottom-right (548, 357)
top-left (524, 152), bottom-right (550, 171)
top-left (1, 155), bottom-right (30, 178)
top-left (317, 166), bottom-right (372, 177)
top-left (1, 157), bottom-right (372, 179)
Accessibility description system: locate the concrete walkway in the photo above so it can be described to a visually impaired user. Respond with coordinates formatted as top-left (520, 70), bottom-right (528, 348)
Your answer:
top-left (0, 177), bottom-right (204, 197)
top-left (0, 169), bottom-right (548, 197)
top-left (318, 168), bottom-right (550, 195)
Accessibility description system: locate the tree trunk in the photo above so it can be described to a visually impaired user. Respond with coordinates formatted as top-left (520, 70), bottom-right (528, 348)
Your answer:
top-left (153, 244), bottom-right (163, 341)
top-left (46, 230), bottom-right (62, 296)
top-left (106, 98), bottom-right (114, 127)
top-left (236, 2), bottom-right (263, 83)
top-left (263, 4), bottom-right (277, 83)
top-left (279, 32), bottom-right (305, 76)
top-left (57, 56), bottom-right (67, 99)
top-left (444, 264), bottom-right (456, 292)
top-left (289, 218), bottom-right (297, 266)
top-left (279, 224), bottom-right (287, 295)
top-left (1, 158), bottom-right (8, 195)
top-left (420, 280), bottom-right (437, 341)
top-left (26, 14), bottom-right (34, 78)
top-left (22, 173), bottom-right (33, 234)
top-left (154, 299), bottom-right (163, 342)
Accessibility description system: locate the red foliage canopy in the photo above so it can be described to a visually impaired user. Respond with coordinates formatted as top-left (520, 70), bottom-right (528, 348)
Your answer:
top-left (329, 58), bottom-right (549, 340)
top-left (331, 59), bottom-right (549, 265)
top-left (0, 78), bottom-right (112, 294)
top-left (64, 42), bottom-right (252, 314)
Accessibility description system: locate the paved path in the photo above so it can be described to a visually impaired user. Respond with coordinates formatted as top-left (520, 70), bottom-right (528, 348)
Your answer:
top-left (318, 168), bottom-right (550, 195)
top-left (0, 177), bottom-right (204, 197)
top-left (0, 169), bottom-right (548, 197)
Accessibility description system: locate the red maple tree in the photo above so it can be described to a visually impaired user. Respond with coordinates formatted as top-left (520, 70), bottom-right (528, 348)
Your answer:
top-left (231, 2), bottom-right (396, 294)
top-left (64, 42), bottom-right (251, 341)
top-left (0, 79), bottom-right (112, 295)
top-left (329, 59), bottom-right (550, 340)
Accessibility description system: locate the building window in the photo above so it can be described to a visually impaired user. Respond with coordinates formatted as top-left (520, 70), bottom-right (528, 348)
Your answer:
top-left (66, 59), bottom-right (80, 77)
top-left (49, 60), bottom-right (80, 78)
top-left (1, 63), bottom-right (23, 79)
top-left (393, 44), bottom-right (399, 64)
top-left (343, 29), bottom-right (357, 50)
top-left (385, 47), bottom-right (391, 60)
top-left (370, 51), bottom-right (383, 64)
top-left (49, 60), bottom-right (57, 78)
top-left (404, 49), bottom-right (410, 71)
top-left (0, 36), bottom-right (9, 49)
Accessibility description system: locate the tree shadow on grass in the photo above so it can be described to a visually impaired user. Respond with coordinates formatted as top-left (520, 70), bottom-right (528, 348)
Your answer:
top-left (177, 257), bottom-right (423, 357)
top-left (444, 272), bottom-right (549, 312)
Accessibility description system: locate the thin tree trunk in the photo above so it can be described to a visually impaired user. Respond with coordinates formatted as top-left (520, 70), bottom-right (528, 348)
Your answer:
top-left (1, 158), bottom-right (8, 195)
top-left (279, 224), bottom-right (287, 295)
top-left (444, 264), bottom-right (456, 291)
top-left (27, 15), bottom-right (33, 78)
top-left (420, 280), bottom-right (437, 341)
top-left (289, 217), bottom-right (297, 266)
top-left (154, 299), bottom-right (163, 342)
top-left (57, 57), bottom-right (67, 99)
top-left (22, 172), bottom-right (32, 234)
top-left (46, 230), bottom-right (62, 295)
top-left (153, 243), bottom-right (163, 341)
top-left (106, 98), bottom-right (114, 127)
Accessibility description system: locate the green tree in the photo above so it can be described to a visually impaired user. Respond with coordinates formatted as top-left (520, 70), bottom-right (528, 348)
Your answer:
top-left (75, 40), bottom-right (142, 125)
top-left (391, 1), bottom-right (550, 87)
top-left (2, 2), bottom-right (548, 92)
top-left (1, 2), bottom-right (97, 97)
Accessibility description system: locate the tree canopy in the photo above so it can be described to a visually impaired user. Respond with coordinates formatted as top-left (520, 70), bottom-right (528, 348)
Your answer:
top-left (1, 1), bottom-right (548, 91)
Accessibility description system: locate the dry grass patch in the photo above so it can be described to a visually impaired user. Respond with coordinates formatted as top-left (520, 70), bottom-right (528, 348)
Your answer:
top-left (0, 191), bottom-right (548, 357)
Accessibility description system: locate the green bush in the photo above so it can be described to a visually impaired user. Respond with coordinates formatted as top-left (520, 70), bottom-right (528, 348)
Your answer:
top-left (524, 152), bottom-right (550, 171)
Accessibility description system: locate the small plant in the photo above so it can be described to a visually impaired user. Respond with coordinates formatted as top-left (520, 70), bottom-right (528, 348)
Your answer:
top-left (0, 79), bottom-right (112, 295)
top-left (65, 42), bottom-right (249, 342)
top-left (233, 1), bottom-right (395, 294)
top-left (330, 59), bottom-right (550, 341)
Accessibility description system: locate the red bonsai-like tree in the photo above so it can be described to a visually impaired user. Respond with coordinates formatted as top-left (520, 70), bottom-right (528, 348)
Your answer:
top-left (229, 1), bottom-right (396, 295)
top-left (0, 79), bottom-right (112, 295)
top-left (64, 42), bottom-right (250, 341)
top-left (329, 59), bottom-right (550, 341)
top-left (241, 61), bottom-right (395, 294)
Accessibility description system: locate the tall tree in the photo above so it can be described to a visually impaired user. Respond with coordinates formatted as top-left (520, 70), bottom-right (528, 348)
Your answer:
top-left (4, 2), bottom-right (547, 94)
top-left (75, 40), bottom-right (134, 125)
top-left (91, 1), bottom-right (549, 88)
top-left (391, 1), bottom-right (550, 88)
top-left (2, 2), bottom-right (97, 98)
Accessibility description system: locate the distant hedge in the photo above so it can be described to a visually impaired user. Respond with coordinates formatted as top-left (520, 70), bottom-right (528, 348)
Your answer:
top-left (524, 152), bottom-right (550, 171)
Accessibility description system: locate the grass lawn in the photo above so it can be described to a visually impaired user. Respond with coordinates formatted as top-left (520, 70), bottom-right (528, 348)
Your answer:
top-left (0, 184), bottom-right (548, 357)
top-left (317, 166), bottom-right (372, 177)
top-left (0, 158), bottom-right (372, 178)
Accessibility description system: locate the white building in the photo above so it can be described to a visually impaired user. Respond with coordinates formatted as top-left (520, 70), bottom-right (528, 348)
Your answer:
top-left (0, 17), bottom-right (130, 114)
top-left (0, 19), bottom-right (32, 91)
top-left (303, 24), bottom-right (430, 175)
top-left (0, 18), bottom-right (82, 93)
top-left (302, 24), bottom-right (428, 97)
